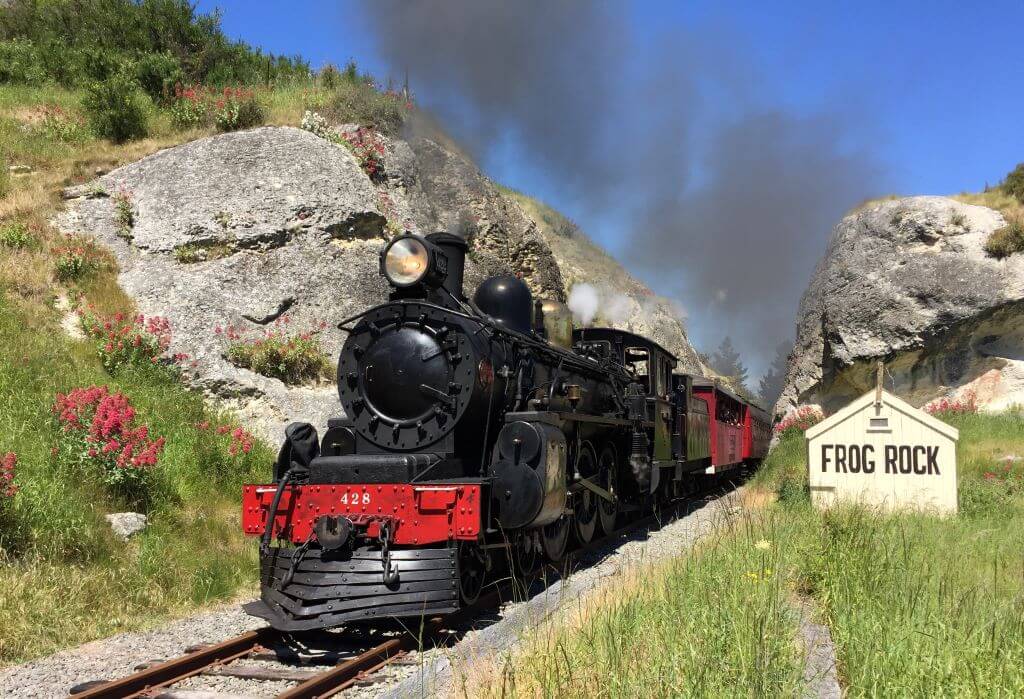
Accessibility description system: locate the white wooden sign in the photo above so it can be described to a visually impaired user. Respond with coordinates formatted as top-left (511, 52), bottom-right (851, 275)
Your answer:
top-left (805, 390), bottom-right (959, 515)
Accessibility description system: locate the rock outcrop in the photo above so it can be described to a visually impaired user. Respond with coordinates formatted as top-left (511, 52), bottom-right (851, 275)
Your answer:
top-left (58, 125), bottom-right (700, 441)
top-left (775, 195), bottom-right (1024, 418)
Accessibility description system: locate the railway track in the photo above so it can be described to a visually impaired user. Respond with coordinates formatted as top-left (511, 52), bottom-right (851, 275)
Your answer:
top-left (68, 478), bottom-right (743, 699)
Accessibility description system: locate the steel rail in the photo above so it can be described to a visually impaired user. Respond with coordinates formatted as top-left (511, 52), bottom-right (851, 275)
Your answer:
top-left (71, 627), bottom-right (274, 698)
top-left (68, 477), bottom-right (743, 699)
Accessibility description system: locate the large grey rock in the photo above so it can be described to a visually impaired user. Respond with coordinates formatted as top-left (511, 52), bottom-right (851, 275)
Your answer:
top-left (58, 125), bottom-right (701, 443)
top-left (775, 195), bottom-right (1024, 417)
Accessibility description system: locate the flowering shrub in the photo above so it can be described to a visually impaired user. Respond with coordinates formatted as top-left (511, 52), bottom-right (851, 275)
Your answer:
top-left (195, 420), bottom-right (255, 457)
top-left (169, 84), bottom-right (208, 128)
top-left (924, 391), bottom-right (978, 417)
top-left (79, 308), bottom-right (185, 372)
top-left (36, 105), bottom-right (90, 142)
top-left (1, 452), bottom-right (17, 499)
top-left (52, 235), bottom-right (109, 281)
top-left (339, 126), bottom-right (385, 181)
top-left (301, 109), bottom-right (330, 139)
top-left (113, 187), bottom-right (134, 239)
top-left (774, 405), bottom-right (824, 437)
top-left (221, 317), bottom-right (332, 384)
top-left (213, 87), bottom-right (265, 132)
top-left (52, 386), bottom-right (165, 505)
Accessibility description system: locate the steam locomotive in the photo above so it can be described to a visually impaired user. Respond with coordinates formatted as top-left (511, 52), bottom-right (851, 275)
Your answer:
top-left (241, 231), bottom-right (770, 631)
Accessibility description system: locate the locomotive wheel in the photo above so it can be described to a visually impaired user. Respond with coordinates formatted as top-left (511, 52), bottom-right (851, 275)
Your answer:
top-left (597, 445), bottom-right (619, 534)
top-left (457, 542), bottom-right (485, 606)
top-left (573, 445), bottom-right (598, 544)
top-left (540, 516), bottom-right (570, 562)
top-left (511, 532), bottom-right (538, 579)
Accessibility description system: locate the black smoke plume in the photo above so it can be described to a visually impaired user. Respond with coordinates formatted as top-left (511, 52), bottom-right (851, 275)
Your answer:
top-left (357, 1), bottom-right (883, 374)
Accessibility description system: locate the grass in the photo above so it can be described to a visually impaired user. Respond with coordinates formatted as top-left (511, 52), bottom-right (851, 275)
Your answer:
top-left (0, 82), bottom-right (300, 665)
top-left (457, 507), bottom-right (806, 697)
top-left (983, 215), bottom-right (1024, 259)
top-left (0, 74), bottom-right (414, 663)
top-left (469, 411), bottom-right (1024, 696)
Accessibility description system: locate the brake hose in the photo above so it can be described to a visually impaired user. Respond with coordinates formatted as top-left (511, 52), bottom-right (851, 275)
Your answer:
top-left (260, 465), bottom-right (306, 555)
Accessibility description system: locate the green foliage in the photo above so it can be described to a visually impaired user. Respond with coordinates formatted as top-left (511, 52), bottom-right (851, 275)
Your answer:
top-left (984, 215), bottom-right (1024, 259)
top-left (168, 88), bottom-right (207, 129)
top-left (323, 81), bottom-right (408, 135)
top-left (82, 72), bottom-right (149, 142)
top-left (37, 105), bottom-right (91, 143)
top-left (0, 221), bottom-right (33, 249)
top-left (212, 89), bottom-right (265, 132)
top-left (318, 63), bottom-right (342, 90)
top-left (52, 237), bottom-right (109, 282)
top-left (134, 52), bottom-right (183, 101)
top-left (0, 293), bottom-right (272, 662)
top-left (226, 331), bottom-right (332, 385)
top-left (1003, 162), bottom-right (1024, 204)
top-left (0, 0), bottom-right (312, 88)
top-left (0, 38), bottom-right (47, 84)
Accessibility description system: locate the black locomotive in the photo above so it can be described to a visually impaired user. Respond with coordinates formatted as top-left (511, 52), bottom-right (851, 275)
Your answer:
top-left (242, 231), bottom-right (769, 631)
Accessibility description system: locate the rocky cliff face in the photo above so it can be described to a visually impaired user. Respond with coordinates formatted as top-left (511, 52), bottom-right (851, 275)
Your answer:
top-left (775, 195), bottom-right (1024, 418)
top-left (58, 125), bottom-right (700, 441)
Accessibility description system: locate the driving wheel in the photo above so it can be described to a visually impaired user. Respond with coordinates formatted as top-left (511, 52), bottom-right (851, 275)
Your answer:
top-left (598, 445), bottom-right (619, 535)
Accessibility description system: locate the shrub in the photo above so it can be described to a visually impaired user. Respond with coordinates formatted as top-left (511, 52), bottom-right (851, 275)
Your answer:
top-left (213, 87), bottom-right (265, 132)
top-left (1003, 163), bottom-right (1024, 204)
top-left (773, 405), bottom-right (824, 438)
top-left (0, 38), bottom-right (46, 84)
top-left (51, 235), bottom-right (109, 281)
top-left (339, 126), bottom-right (386, 181)
top-left (113, 187), bottom-right (134, 239)
top-left (0, 221), bottom-right (33, 248)
top-left (36, 105), bottom-right (90, 143)
top-left (52, 386), bottom-right (165, 507)
top-left (1, 452), bottom-right (18, 499)
top-left (923, 390), bottom-right (977, 418)
top-left (323, 83), bottom-right (409, 135)
top-left (300, 109), bottom-right (330, 139)
top-left (169, 83), bottom-right (209, 129)
top-left (79, 308), bottom-right (185, 372)
top-left (83, 72), bottom-right (149, 142)
top-left (319, 63), bottom-right (342, 90)
top-left (222, 318), bottom-right (332, 384)
top-left (984, 216), bottom-right (1024, 259)
top-left (134, 52), bottom-right (183, 102)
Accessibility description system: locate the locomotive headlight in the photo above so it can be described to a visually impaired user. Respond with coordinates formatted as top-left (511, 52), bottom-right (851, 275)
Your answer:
top-left (383, 235), bottom-right (431, 286)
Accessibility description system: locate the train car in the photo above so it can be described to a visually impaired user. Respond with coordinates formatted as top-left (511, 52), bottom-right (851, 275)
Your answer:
top-left (743, 403), bottom-right (771, 464)
top-left (240, 230), bottom-right (764, 632)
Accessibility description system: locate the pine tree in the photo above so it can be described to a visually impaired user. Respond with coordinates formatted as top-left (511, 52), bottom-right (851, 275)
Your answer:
top-left (709, 336), bottom-right (749, 393)
top-left (758, 341), bottom-right (790, 408)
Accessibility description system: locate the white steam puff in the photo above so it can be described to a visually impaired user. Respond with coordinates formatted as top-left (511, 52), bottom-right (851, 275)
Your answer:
top-left (567, 283), bottom-right (636, 327)
top-left (567, 283), bottom-right (601, 325)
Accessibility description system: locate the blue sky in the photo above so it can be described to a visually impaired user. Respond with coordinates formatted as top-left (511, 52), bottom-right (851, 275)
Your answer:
top-left (197, 0), bottom-right (1024, 376)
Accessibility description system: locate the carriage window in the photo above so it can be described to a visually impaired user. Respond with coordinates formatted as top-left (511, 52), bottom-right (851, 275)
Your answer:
top-left (625, 347), bottom-right (651, 393)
